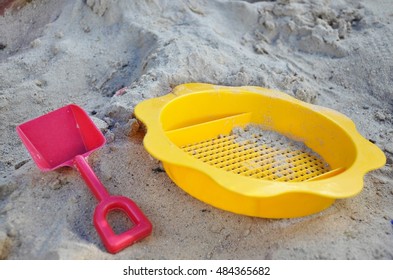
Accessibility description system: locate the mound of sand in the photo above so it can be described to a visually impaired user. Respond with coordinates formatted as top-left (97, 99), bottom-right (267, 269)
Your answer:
top-left (0, 0), bottom-right (392, 259)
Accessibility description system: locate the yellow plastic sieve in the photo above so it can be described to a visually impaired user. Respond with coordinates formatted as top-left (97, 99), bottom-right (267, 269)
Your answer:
top-left (135, 83), bottom-right (386, 218)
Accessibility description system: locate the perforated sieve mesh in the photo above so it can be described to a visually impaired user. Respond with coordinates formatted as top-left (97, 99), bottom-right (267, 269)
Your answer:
top-left (181, 134), bottom-right (330, 182)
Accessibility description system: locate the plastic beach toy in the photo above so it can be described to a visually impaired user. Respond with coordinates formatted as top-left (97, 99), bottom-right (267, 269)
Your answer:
top-left (16, 104), bottom-right (152, 253)
top-left (135, 83), bottom-right (386, 218)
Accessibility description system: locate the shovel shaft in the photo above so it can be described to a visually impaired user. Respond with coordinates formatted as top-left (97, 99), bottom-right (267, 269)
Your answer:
top-left (74, 155), bottom-right (109, 201)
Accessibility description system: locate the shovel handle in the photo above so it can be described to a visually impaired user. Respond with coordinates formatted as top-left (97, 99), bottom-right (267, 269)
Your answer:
top-left (74, 155), bottom-right (109, 201)
top-left (94, 196), bottom-right (153, 254)
top-left (74, 155), bottom-right (152, 254)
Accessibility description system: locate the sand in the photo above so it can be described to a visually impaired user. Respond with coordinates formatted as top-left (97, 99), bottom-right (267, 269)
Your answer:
top-left (0, 0), bottom-right (392, 260)
top-left (231, 125), bottom-right (331, 181)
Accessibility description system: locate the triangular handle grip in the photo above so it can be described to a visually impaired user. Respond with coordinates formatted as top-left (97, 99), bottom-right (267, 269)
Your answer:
top-left (94, 196), bottom-right (152, 254)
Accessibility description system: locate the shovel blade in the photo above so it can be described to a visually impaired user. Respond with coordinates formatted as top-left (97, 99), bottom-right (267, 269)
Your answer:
top-left (16, 104), bottom-right (105, 171)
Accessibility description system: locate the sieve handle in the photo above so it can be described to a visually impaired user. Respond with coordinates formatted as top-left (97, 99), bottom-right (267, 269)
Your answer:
top-left (73, 155), bottom-right (152, 254)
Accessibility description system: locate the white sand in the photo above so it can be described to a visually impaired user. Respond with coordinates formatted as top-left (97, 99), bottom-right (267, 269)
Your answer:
top-left (231, 125), bottom-right (330, 181)
top-left (0, 0), bottom-right (392, 259)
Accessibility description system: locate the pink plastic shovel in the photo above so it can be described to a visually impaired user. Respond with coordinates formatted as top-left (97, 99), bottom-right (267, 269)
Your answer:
top-left (16, 104), bottom-right (152, 254)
